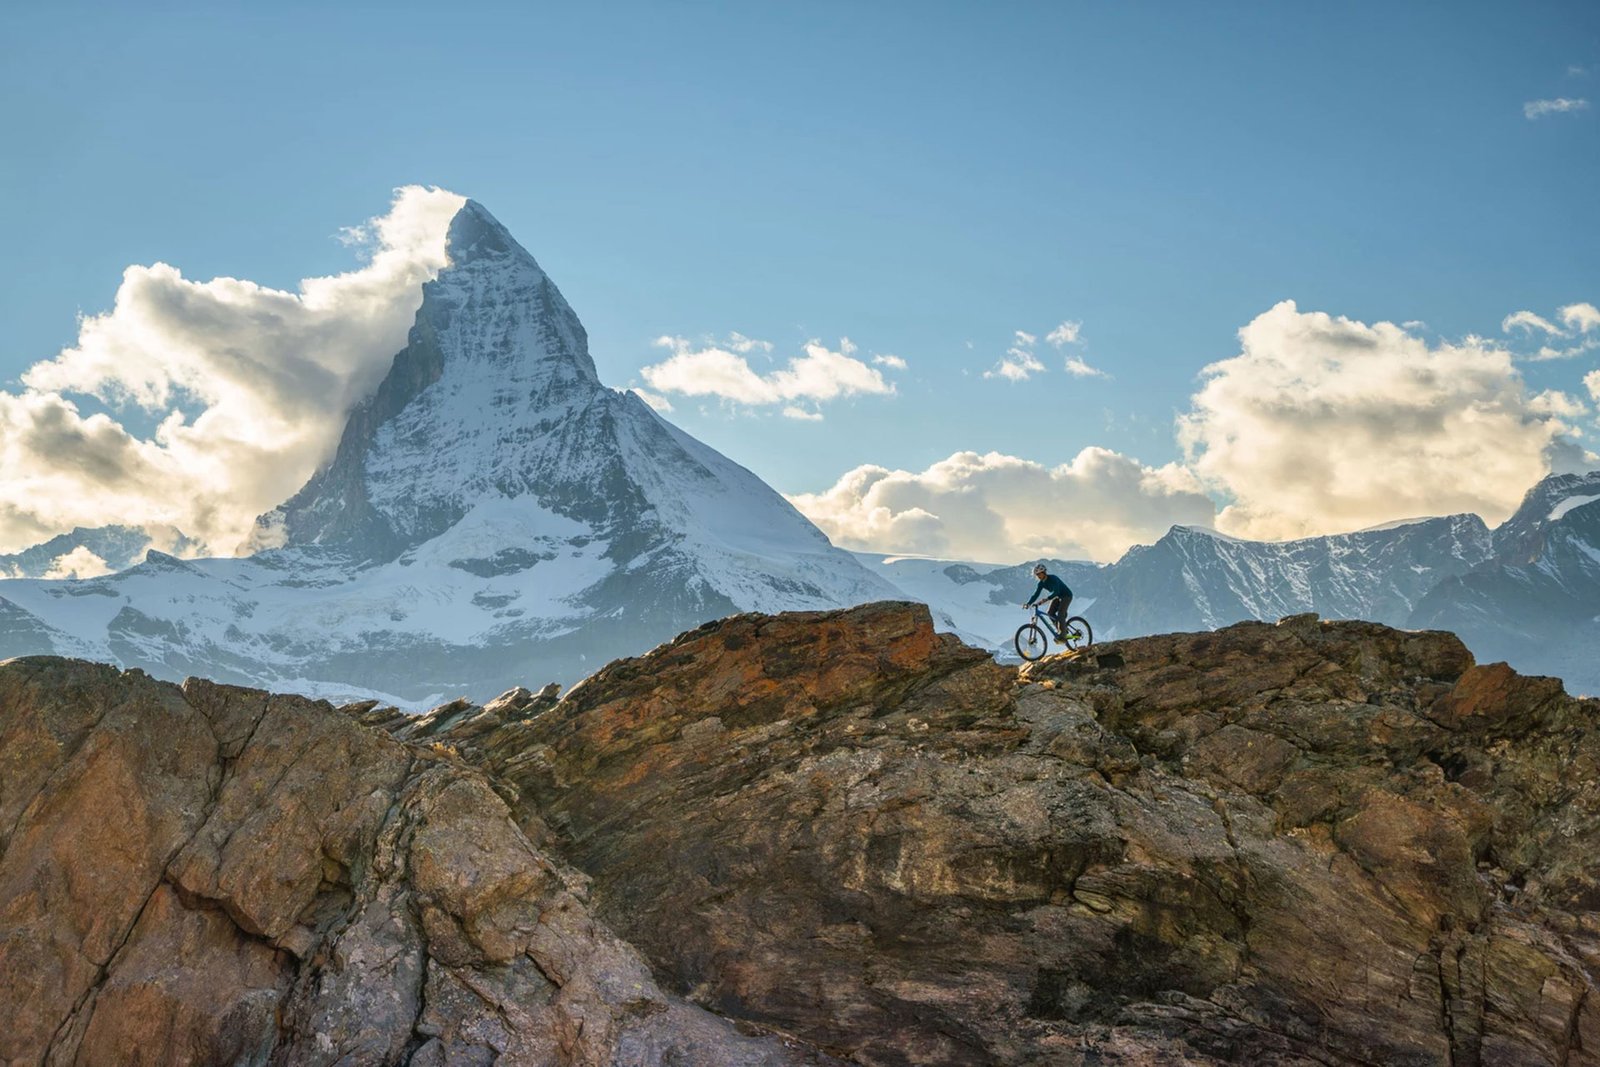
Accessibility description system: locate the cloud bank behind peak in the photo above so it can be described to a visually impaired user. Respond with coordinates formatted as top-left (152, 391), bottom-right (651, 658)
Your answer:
top-left (0, 186), bottom-right (464, 555)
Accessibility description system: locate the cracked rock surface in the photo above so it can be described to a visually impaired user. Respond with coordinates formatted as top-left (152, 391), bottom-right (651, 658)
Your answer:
top-left (4, 601), bottom-right (1600, 1065)
top-left (0, 661), bottom-right (836, 1066)
top-left (439, 604), bottom-right (1600, 1066)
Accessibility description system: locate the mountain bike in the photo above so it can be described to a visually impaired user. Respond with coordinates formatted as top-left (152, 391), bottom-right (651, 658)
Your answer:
top-left (1015, 604), bottom-right (1092, 662)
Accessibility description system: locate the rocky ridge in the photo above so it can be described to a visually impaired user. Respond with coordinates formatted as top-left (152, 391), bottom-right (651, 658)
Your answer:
top-left (5, 603), bottom-right (1600, 1065)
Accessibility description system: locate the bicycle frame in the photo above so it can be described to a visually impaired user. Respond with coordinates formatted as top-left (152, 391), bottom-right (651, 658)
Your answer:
top-left (1030, 603), bottom-right (1064, 636)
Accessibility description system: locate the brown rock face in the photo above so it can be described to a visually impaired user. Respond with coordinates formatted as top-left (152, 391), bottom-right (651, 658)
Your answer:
top-left (0, 661), bottom-right (837, 1066)
top-left (4, 601), bottom-right (1600, 1066)
top-left (454, 604), bottom-right (1600, 1067)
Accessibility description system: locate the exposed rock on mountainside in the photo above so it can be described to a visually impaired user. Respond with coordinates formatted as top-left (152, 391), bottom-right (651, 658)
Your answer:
top-left (1412, 470), bottom-right (1600, 695)
top-left (5, 603), bottom-right (1600, 1065)
top-left (0, 659), bottom-right (838, 1066)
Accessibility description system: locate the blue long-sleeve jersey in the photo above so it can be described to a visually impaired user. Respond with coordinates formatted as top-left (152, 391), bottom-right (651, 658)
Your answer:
top-left (1026, 574), bottom-right (1071, 605)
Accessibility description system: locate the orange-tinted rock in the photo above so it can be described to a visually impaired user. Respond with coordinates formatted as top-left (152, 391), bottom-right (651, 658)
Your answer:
top-left (452, 607), bottom-right (1600, 1066)
top-left (0, 658), bottom-right (844, 1065)
top-left (6, 603), bottom-right (1600, 1066)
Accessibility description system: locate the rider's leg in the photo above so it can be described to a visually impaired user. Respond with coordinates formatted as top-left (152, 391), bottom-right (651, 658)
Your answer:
top-left (1051, 596), bottom-right (1071, 638)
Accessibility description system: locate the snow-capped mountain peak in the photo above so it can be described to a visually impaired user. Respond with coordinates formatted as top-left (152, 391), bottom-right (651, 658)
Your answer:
top-left (3, 199), bottom-right (899, 703)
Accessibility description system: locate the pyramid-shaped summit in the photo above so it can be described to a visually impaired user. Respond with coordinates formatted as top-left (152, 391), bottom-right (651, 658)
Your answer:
top-left (261, 200), bottom-right (601, 557)
top-left (0, 200), bottom-right (899, 704)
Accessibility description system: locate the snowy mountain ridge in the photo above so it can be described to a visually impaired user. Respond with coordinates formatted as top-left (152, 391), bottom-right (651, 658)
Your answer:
top-left (2, 199), bottom-right (1596, 701)
top-left (0, 201), bottom-right (898, 705)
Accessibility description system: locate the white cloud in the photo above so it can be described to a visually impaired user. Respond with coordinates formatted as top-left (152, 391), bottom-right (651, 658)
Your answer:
top-left (1529, 389), bottom-right (1589, 418)
top-left (873, 354), bottom-right (907, 369)
top-left (788, 447), bottom-right (1216, 564)
top-left (41, 546), bottom-right (115, 580)
top-left (782, 406), bottom-right (824, 421)
top-left (1063, 356), bottom-right (1109, 379)
top-left (1503, 302), bottom-right (1600, 359)
top-left (0, 186), bottom-right (465, 555)
top-left (986, 328), bottom-right (1049, 381)
top-left (1561, 302), bottom-right (1600, 333)
top-left (1586, 369), bottom-right (1600, 403)
top-left (727, 332), bottom-right (773, 354)
top-left (1504, 302), bottom-right (1600, 344)
top-left (1046, 321), bottom-right (1082, 347)
top-left (632, 388), bottom-right (674, 412)
top-left (639, 336), bottom-right (895, 411)
top-left (1177, 300), bottom-right (1586, 540)
top-left (1503, 309), bottom-right (1564, 335)
top-left (984, 347), bottom-right (1046, 381)
top-left (1525, 97), bottom-right (1591, 119)
top-left (1531, 338), bottom-right (1600, 362)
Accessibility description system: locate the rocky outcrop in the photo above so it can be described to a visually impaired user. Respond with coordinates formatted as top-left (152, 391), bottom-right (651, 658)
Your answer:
top-left (0, 660), bottom-right (838, 1066)
top-left (4, 601), bottom-right (1600, 1065)
top-left (438, 604), bottom-right (1600, 1066)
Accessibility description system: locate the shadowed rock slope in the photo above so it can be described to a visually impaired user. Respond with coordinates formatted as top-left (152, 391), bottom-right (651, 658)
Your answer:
top-left (5, 602), bottom-right (1600, 1065)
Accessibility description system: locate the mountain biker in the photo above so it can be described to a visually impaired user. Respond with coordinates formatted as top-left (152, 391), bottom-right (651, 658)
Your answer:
top-left (1023, 563), bottom-right (1073, 642)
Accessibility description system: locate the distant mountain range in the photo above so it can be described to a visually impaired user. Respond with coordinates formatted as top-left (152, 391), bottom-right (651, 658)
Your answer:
top-left (0, 525), bottom-right (198, 580)
top-left (860, 470), bottom-right (1600, 696)
top-left (2, 200), bottom-right (1595, 701)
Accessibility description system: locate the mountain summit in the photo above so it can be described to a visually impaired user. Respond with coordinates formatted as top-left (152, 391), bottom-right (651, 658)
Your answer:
top-left (260, 201), bottom-right (601, 557)
top-left (0, 201), bottom-right (897, 703)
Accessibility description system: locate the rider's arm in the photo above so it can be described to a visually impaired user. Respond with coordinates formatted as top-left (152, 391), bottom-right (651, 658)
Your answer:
top-left (1023, 578), bottom-right (1045, 606)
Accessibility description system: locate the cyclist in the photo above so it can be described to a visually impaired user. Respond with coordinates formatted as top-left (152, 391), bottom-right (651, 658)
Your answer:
top-left (1023, 563), bottom-right (1073, 642)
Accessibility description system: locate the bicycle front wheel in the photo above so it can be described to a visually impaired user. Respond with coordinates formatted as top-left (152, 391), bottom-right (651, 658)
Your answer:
top-left (1015, 622), bottom-right (1049, 662)
top-left (1062, 616), bottom-right (1093, 652)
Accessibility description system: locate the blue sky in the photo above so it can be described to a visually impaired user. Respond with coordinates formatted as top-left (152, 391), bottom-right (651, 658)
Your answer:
top-left (2, 2), bottom-right (1598, 561)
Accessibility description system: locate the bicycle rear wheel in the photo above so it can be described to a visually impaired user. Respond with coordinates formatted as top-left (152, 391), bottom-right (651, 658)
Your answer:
top-left (1014, 622), bottom-right (1049, 662)
top-left (1062, 616), bottom-right (1093, 652)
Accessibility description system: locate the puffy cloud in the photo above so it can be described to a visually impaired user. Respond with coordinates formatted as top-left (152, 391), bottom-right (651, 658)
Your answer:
top-left (0, 186), bottom-right (464, 555)
top-left (1525, 97), bottom-right (1590, 119)
top-left (788, 447), bottom-right (1216, 563)
top-left (42, 546), bottom-right (114, 580)
top-left (1562, 302), bottom-right (1600, 333)
top-left (1177, 300), bottom-right (1585, 540)
top-left (639, 335), bottom-right (895, 410)
top-left (873, 354), bottom-right (907, 369)
top-left (782, 405), bottom-right (824, 421)
top-left (1586, 369), bottom-right (1600, 403)
top-left (1046, 321), bottom-right (1082, 347)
